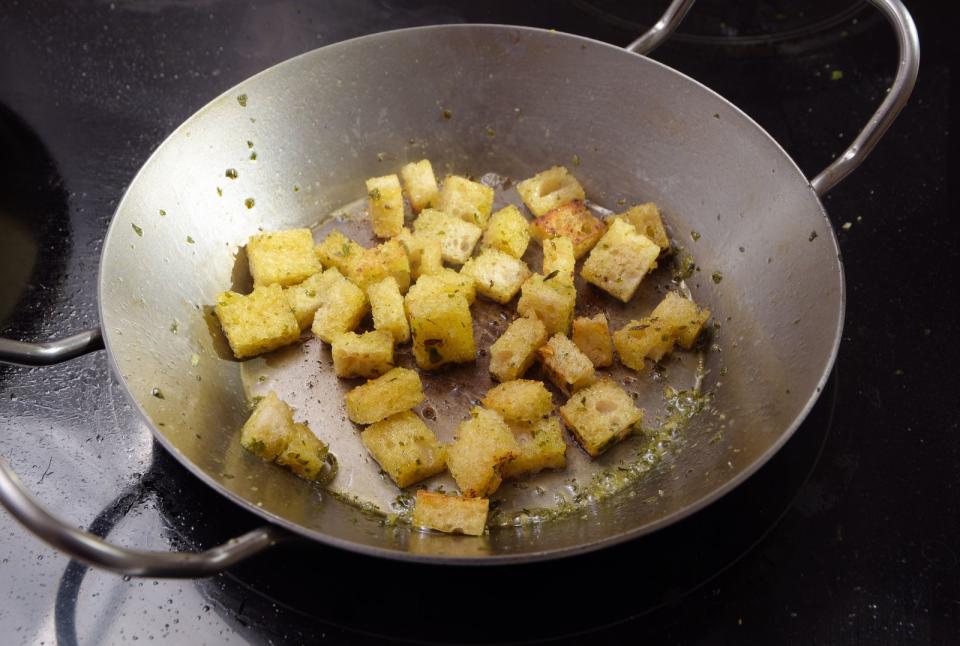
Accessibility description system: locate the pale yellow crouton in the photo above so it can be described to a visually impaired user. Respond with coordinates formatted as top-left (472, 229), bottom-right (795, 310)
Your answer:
top-left (284, 272), bottom-right (326, 330)
top-left (614, 202), bottom-right (670, 250)
top-left (538, 334), bottom-right (596, 394)
top-left (481, 380), bottom-right (553, 423)
top-left (331, 330), bottom-right (394, 379)
top-left (412, 491), bottom-right (488, 536)
top-left (501, 416), bottom-right (567, 479)
top-left (344, 367), bottom-right (425, 425)
top-left (275, 423), bottom-right (331, 481)
top-left (435, 175), bottom-right (495, 227)
top-left (315, 230), bottom-right (363, 272)
top-left (572, 313), bottom-right (613, 368)
top-left (367, 276), bottom-right (410, 343)
top-left (542, 236), bottom-right (576, 284)
top-left (246, 229), bottom-right (322, 287)
top-left (310, 268), bottom-right (369, 343)
top-left (460, 248), bottom-right (531, 304)
top-left (446, 407), bottom-right (519, 497)
top-left (407, 268), bottom-right (476, 305)
top-left (413, 208), bottom-right (482, 265)
top-left (559, 379), bottom-right (643, 457)
top-left (530, 200), bottom-right (606, 260)
top-left (516, 273), bottom-right (576, 336)
top-left (215, 284), bottom-right (301, 359)
top-left (396, 227), bottom-right (443, 279)
top-left (613, 292), bottom-right (711, 369)
top-left (239, 391), bottom-right (295, 460)
top-left (361, 411), bottom-right (446, 488)
top-left (366, 174), bottom-right (404, 238)
top-left (399, 159), bottom-right (440, 213)
top-left (342, 239), bottom-right (411, 293)
top-left (517, 166), bottom-right (586, 217)
top-left (482, 205), bottom-right (530, 259)
top-left (581, 218), bottom-right (660, 303)
top-left (406, 291), bottom-right (476, 370)
top-left (488, 316), bottom-right (548, 382)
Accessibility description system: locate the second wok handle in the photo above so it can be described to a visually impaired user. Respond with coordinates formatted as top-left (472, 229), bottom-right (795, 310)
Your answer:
top-left (0, 458), bottom-right (286, 577)
top-left (0, 328), bottom-right (104, 366)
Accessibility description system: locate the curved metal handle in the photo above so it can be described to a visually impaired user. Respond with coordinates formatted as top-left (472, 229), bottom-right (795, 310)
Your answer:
top-left (625, 0), bottom-right (696, 55)
top-left (810, 0), bottom-right (919, 196)
top-left (0, 327), bottom-right (104, 365)
top-left (0, 458), bottom-right (286, 577)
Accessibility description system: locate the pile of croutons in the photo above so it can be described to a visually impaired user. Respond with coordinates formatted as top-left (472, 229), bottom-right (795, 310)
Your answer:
top-left (216, 162), bottom-right (710, 536)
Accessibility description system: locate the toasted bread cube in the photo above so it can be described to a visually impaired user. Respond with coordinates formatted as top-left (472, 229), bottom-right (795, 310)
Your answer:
top-left (400, 159), bottom-right (440, 213)
top-left (275, 423), bottom-right (330, 481)
top-left (343, 239), bottom-right (411, 293)
top-left (413, 491), bottom-right (488, 536)
top-left (446, 407), bottom-right (519, 497)
top-left (613, 292), bottom-right (711, 369)
top-left (408, 268), bottom-right (476, 305)
top-left (581, 219), bottom-right (660, 303)
top-left (396, 227), bottom-right (443, 279)
top-left (482, 205), bottom-right (530, 259)
top-left (559, 379), bottom-right (643, 457)
top-left (517, 166), bottom-right (585, 217)
top-left (501, 416), bottom-right (567, 479)
top-left (516, 273), bottom-right (576, 336)
top-left (366, 174), bottom-right (404, 238)
top-left (284, 272), bottom-right (326, 330)
top-left (651, 291), bottom-right (711, 349)
top-left (482, 380), bottom-right (553, 423)
top-left (530, 200), bottom-right (606, 260)
top-left (538, 334), bottom-right (596, 394)
top-left (460, 248), bottom-right (531, 304)
top-left (246, 229), bottom-right (321, 288)
top-left (361, 411), bottom-right (446, 488)
top-left (406, 291), bottom-right (476, 370)
top-left (344, 367), bottom-right (425, 425)
top-left (436, 175), bottom-right (495, 227)
top-left (215, 284), bottom-right (300, 359)
top-left (542, 236), bottom-right (576, 284)
top-left (367, 276), bottom-right (410, 343)
top-left (239, 391), bottom-right (296, 460)
top-left (310, 268), bottom-right (368, 343)
top-left (413, 208), bottom-right (482, 265)
top-left (331, 330), bottom-right (394, 379)
top-left (488, 316), bottom-right (548, 382)
top-left (572, 313), bottom-right (613, 368)
top-left (316, 230), bottom-right (363, 272)
top-left (614, 202), bottom-right (670, 250)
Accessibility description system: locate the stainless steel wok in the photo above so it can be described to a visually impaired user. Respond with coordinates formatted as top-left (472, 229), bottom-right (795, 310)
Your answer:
top-left (0, 0), bottom-right (918, 576)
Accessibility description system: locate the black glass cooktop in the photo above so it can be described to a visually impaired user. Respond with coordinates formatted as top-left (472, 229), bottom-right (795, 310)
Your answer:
top-left (0, 1), bottom-right (957, 644)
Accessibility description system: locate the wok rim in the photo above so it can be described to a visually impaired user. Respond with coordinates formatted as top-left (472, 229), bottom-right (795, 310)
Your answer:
top-left (97, 23), bottom-right (845, 565)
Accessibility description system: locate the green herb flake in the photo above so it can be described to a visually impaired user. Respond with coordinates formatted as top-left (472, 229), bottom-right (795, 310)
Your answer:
top-left (159, 209), bottom-right (167, 216)
top-left (486, 127), bottom-right (496, 137)
top-left (169, 321), bottom-right (179, 334)
top-left (368, 188), bottom-right (382, 201)
top-left (249, 151), bottom-right (257, 161)
top-left (246, 140), bottom-right (254, 148)
top-left (809, 230), bottom-right (818, 241)
top-left (544, 270), bottom-right (559, 281)
top-left (571, 153), bottom-right (581, 166)
top-left (831, 69), bottom-right (844, 81)
top-left (442, 108), bottom-right (452, 120)
top-left (841, 221), bottom-right (852, 231)
top-left (225, 168), bottom-right (238, 179)
top-left (237, 94), bottom-right (248, 107)
top-left (690, 230), bottom-right (701, 241)
top-left (711, 271), bottom-right (723, 284)
top-left (132, 223), bottom-right (143, 237)
top-left (245, 198), bottom-right (255, 209)
top-left (216, 186), bottom-right (223, 197)
top-left (151, 387), bottom-right (165, 399)
top-left (187, 236), bottom-right (195, 244)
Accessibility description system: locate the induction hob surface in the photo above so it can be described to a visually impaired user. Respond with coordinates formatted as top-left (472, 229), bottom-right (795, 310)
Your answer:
top-left (0, 1), bottom-right (956, 644)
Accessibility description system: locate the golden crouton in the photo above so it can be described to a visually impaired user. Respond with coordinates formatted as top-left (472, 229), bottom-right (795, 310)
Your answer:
top-left (517, 166), bottom-right (586, 217)
top-left (344, 367), bottom-right (425, 425)
top-left (396, 227), bottom-right (443, 279)
top-left (310, 268), bottom-right (369, 343)
top-left (481, 380), bottom-right (553, 423)
top-left (284, 272), bottom-right (326, 330)
top-left (246, 229), bottom-right (322, 288)
top-left (366, 174), bottom-right (404, 238)
top-left (488, 316), bottom-right (548, 382)
top-left (275, 423), bottom-right (331, 481)
top-left (559, 379), bottom-right (643, 457)
top-left (331, 330), bottom-right (394, 379)
top-left (413, 208), bottom-right (482, 265)
top-left (435, 175), bottom-right (495, 227)
top-left (538, 334), bottom-right (596, 394)
top-left (412, 491), bottom-right (488, 536)
top-left (501, 416), bottom-right (567, 479)
top-left (400, 159), bottom-right (440, 213)
top-left (239, 391), bottom-right (296, 460)
top-left (460, 248), bottom-right (531, 304)
top-left (342, 239), bottom-right (411, 293)
top-left (407, 268), bottom-right (476, 305)
top-left (529, 200), bottom-right (606, 260)
top-left (316, 230), bottom-right (363, 272)
top-left (516, 273), bottom-right (576, 336)
top-left (482, 205), bottom-right (530, 259)
top-left (406, 291), bottom-right (476, 370)
top-left (367, 276), bottom-right (410, 343)
top-left (613, 292), bottom-right (711, 369)
top-left (572, 313), bottom-right (613, 368)
top-left (446, 407), bottom-right (519, 497)
top-left (215, 284), bottom-right (301, 359)
top-left (542, 236), bottom-right (576, 284)
top-left (361, 411), bottom-right (445, 487)
top-left (614, 202), bottom-right (670, 250)
top-left (581, 218), bottom-right (660, 303)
